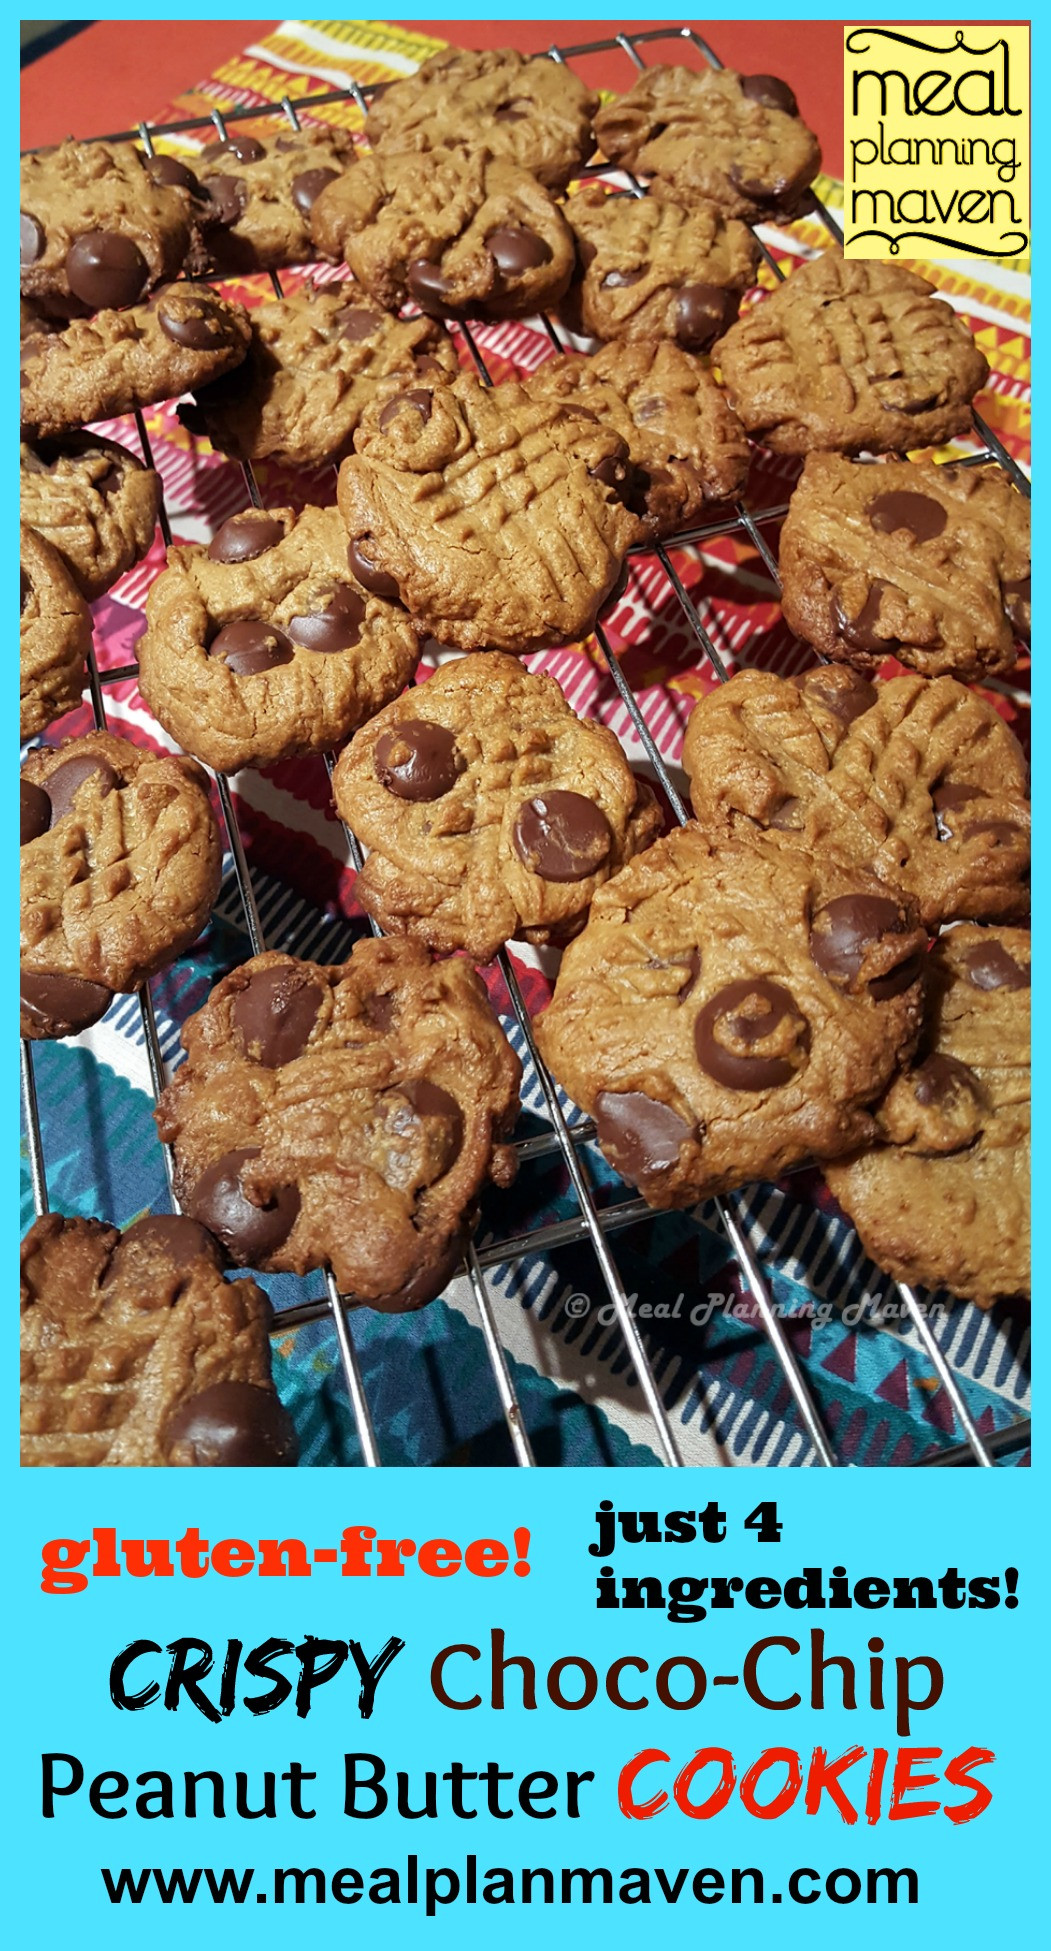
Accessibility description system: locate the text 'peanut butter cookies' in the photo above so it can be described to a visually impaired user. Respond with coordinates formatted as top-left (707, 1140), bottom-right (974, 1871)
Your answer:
top-left (365, 47), bottom-right (598, 193)
top-left (338, 374), bottom-right (645, 654)
top-left (155, 941), bottom-right (522, 1309)
top-left (20, 1211), bottom-right (297, 1467)
top-left (21, 731), bottom-right (223, 1040)
top-left (535, 825), bottom-right (927, 1207)
top-left (523, 339), bottom-right (750, 538)
top-left (184, 282), bottom-right (459, 469)
top-left (778, 454), bottom-right (1030, 680)
top-left (138, 505), bottom-right (421, 773)
top-left (311, 145), bottom-right (574, 320)
top-left (594, 65), bottom-right (821, 221)
top-left (825, 926), bottom-right (1030, 1308)
top-left (20, 433), bottom-right (160, 601)
top-left (20, 283), bottom-right (252, 440)
top-left (20, 138), bottom-right (198, 320)
top-left (713, 253), bottom-right (989, 455)
top-left (333, 653), bottom-right (663, 963)
top-left (564, 182), bottom-right (760, 349)
top-left (193, 123), bottom-right (356, 274)
top-left (20, 523), bottom-right (91, 742)
top-left (683, 666), bottom-right (1030, 929)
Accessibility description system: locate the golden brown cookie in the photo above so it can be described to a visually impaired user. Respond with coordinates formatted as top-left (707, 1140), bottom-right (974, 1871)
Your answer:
top-left (337, 373), bottom-right (645, 654)
top-left (183, 281), bottom-right (459, 469)
top-left (20, 138), bottom-right (198, 320)
top-left (20, 283), bottom-right (252, 440)
top-left (21, 1211), bottom-right (297, 1467)
top-left (20, 523), bottom-right (91, 742)
top-left (523, 338), bottom-right (750, 537)
top-left (365, 46), bottom-right (597, 193)
top-left (563, 181), bottom-right (760, 349)
top-left (778, 454), bottom-right (1030, 679)
top-left (594, 65), bottom-right (821, 220)
top-left (825, 926), bottom-right (1030, 1307)
top-left (20, 731), bottom-right (223, 1040)
top-left (683, 665), bottom-right (1030, 929)
top-left (713, 253), bottom-right (989, 455)
top-left (138, 505), bottom-right (421, 774)
top-left (194, 124), bottom-right (357, 273)
top-left (333, 653), bottom-right (663, 963)
top-left (20, 433), bottom-right (160, 601)
top-left (154, 941), bottom-right (523, 1309)
top-left (311, 146), bottom-right (574, 319)
top-left (535, 824), bottom-right (927, 1207)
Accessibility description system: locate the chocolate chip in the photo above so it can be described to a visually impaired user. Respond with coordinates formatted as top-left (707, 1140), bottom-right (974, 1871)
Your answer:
top-left (933, 781), bottom-right (982, 839)
top-left (601, 266), bottom-right (645, 289)
top-left (375, 720), bottom-right (463, 801)
top-left (189, 1147), bottom-right (300, 1262)
top-left (912, 1052), bottom-right (980, 1109)
top-left (594, 1090), bottom-right (695, 1185)
top-left (414, 351), bottom-right (447, 376)
top-left (362, 991), bottom-right (397, 1033)
top-left (694, 976), bottom-right (807, 1090)
top-left (336, 305), bottom-right (383, 341)
top-left (209, 619), bottom-right (294, 675)
top-left (157, 292), bottom-right (226, 348)
top-left (406, 258), bottom-right (455, 314)
top-left (378, 388), bottom-right (433, 432)
top-left (203, 132), bottom-right (266, 164)
top-left (20, 211), bottom-right (44, 263)
top-left (144, 153), bottom-right (202, 194)
top-left (401, 1079), bottom-right (464, 1161)
top-left (485, 225), bottom-right (553, 277)
top-left (45, 752), bottom-right (119, 823)
top-left (961, 940), bottom-right (1030, 990)
top-left (288, 585), bottom-right (366, 654)
top-left (103, 1213), bottom-right (222, 1285)
top-left (769, 795), bottom-right (803, 831)
top-left (493, 100), bottom-right (529, 122)
top-left (207, 512), bottom-right (285, 564)
top-left (200, 174), bottom-right (247, 228)
top-left (348, 537), bottom-right (400, 600)
top-left (291, 166), bottom-right (339, 215)
top-left (795, 666), bottom-right (878, 726)
top-left (868, 490), bottom-right (947, 543)
top-left (741, 72), bottom-right (799, 115)
top-left (1003, 572), bottom-right (1031, 644)
top-left (834, 580), bottom-right (901, 657)
top-left (21, 969), bottom-right (113, 1036)
top-left (20, 569), bottom-right (31, 614)
top-left (962, 819), bottom-right (1024, 847)
top-left (676, 282), bottom-right (740, 350)
top-left (65, 231), bottom-right (149, 309)
top-left (728, 165), bottom-right (786, 203)
top-left (589, 449), bottom-right (636, 504)
top-left (165, 1381), bottom-right (298, 1467)
top-left (512, 790), bottom-right (613, 883)
top-left (20, 779), bottom-right (51, 845)
top-left (231, 964), bottom-right (322, 1066)
top-left (810, 894), bottom-right (922, 1000)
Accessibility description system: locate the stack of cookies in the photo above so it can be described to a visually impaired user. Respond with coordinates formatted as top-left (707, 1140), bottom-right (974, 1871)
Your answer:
top-left (19, 43), bottom-right (1030, 1465)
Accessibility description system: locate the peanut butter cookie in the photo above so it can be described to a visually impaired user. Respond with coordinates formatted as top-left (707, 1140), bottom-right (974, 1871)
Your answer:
top-left (21, 433), bottom-right (160, 601)
top-left (194, 124), bottom-right (356, 273)
top-left (20, 137), bottom-right (198, 320)
top-left (365, 46), bottom-right (597, 193)
top-left (20, 523), bottom-right (91, 741)
top-left (564, 181), bottom-right (760, 349)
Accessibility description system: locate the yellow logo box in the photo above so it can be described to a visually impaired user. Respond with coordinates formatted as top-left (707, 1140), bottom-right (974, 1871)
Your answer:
top-left (843, 23), bottom-right (1029, 262)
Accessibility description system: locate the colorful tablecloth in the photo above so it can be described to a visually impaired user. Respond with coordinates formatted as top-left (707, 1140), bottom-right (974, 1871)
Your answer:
top-left (21, 20), bottom-right (1031, 1468)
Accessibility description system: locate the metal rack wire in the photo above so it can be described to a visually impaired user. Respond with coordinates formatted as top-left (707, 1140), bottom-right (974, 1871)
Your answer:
top-left (20, 25), bottom-right (1031, 1469)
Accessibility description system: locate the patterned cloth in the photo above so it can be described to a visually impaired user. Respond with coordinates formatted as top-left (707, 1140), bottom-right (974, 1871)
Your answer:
top-left (20, 21), bottom-right (1031, 1468)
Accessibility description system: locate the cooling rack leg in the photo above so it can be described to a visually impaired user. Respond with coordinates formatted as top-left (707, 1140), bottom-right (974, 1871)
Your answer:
top-left (464, 1244), bottom-right (537, 1467)
top-left (21, 1040), bottom-right (50, 1219)
top-left (324, 1270), bottom-right (381, 1466)
top-left (718, 1201), bottom-right (837, 1466)
top-left (895, 1282), bottom-right (995, 1467)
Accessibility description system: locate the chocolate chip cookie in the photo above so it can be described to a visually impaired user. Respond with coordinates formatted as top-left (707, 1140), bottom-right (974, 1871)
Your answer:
top-left (825, 926), bottom-right (1030, 1307)
top-left (138, 505), bottom-right (420, 774)
top-left (534, 824), bottom-right (927, 1207)
top-left (184, 281), bottom-right (459, 468)
top-left (20, 731), bottom-right (223, 1040)
top-left (154, 941), bottom-right (522, 1309)
top-left (20, 523), bottom-right (91, 742)
top-left (332, 653), bottom-right (663, 963)
top-left (20, 284), bottom-right (252, 440)
top-left (311, 146), bottom-right (574, 320)
top-left (21, 1211), bottom-right (297, 1466)
top-left (194, 123), bottom-right (357, 274)
top-left (683, 665), bottom-right (1030, 929)
top-left (778, 454), bottom-right (1030, 680)
top-left (337, 374), bottom-right (645, 654)
top-left (593, 65), bottom-right (821, 221)
top-left (21, 433), bottom-right (160, 601)
top-left (523, 338), bottom-right (750, 538)
top-left (564, 181), bottom-right (760, 349)
top-left (364, 46), bottom-right (598, 193)
top-left (713, 253), bottom-right (989, 455)
top-left (20, 137), bottom-right (197, 320)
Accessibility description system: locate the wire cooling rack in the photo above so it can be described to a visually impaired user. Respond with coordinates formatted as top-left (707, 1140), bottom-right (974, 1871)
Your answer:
top-left (20, 26), bottom-right (1032, 1469)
